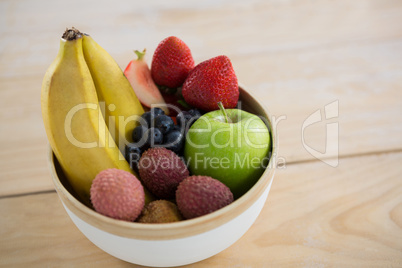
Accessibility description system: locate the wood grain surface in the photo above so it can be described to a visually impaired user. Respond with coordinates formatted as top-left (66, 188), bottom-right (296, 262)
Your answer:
top-left (0, 0), bottom-right (401, 266)
top-left (1, 153), bottom-right (401, 267)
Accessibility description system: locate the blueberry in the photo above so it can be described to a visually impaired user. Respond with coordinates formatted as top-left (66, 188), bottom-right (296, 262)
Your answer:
top-left (176, 111), bottom-right (192, 128)
top-left (177, 109), bottom-right (201, 132)
top-left (172, 124), bottom-right (186, 137)
top-left (140, 108), bottom-right (165, 127)
top-left (140, 111), bottom-right (153, 127)
top-left (164, 130), bottom-right (184, 154)
top-left (153, 115), bottom-right (174, 134)
top-left (152, 107), bottom-right (165, 117)
top-left (172, 124), bottom-right (181, 132)
top-left (144, 127), bottom-right (163, 147)
top-left (188, 108), bottom-right (202, 118)
top-left (187, 109), bottom-right (202, 127)
top-left (132, 125), bottom-right (148, 143)
top-left (125, 144), bottom-right (142, 170)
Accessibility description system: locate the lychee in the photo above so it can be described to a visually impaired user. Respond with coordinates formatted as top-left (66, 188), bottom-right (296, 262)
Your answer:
top-left (176, 175), bottom-right (234, 219)
top-left (137, 200), bottom-right (183, 223)
top-left (90, 168), bottom-right (145, 221)
top-left (138, 147), bottom-right (189, 199)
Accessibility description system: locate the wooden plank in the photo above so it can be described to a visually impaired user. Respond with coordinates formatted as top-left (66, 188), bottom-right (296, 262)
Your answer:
top-left (1, 152), bottom-right (401, 267)
top-left (1, 37), bottom-right (402, 196)
top-left (1, 0), bottom-right (401, 266)
top-left (1, 0), bottom-right (402, 79)
top-left (233, 38), bottom-right (402, 163)
top-left (0, 76), bottom-right (53, 196)
top-left (0, 192), bottom-right (133, 267)
top-left (1, 0), bottom-right (402, 194)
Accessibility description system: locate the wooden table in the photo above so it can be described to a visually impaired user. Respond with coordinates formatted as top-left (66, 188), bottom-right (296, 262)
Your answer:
top-left (1, 0), bottom-right (402, 266)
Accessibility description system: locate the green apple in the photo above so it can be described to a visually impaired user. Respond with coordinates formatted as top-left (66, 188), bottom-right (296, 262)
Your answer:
top-left (184, 103), bottom-right (271, 198)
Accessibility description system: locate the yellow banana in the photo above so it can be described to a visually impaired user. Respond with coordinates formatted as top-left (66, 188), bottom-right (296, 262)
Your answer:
top-left (82, 34), bottom-right (144, 151)
top-left (41, 28), bottom-right (150, 205)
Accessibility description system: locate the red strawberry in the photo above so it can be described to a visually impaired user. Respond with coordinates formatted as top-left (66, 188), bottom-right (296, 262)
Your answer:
top-left (182, 55), bottom-right (239, 111)
top-left (124, 50), bottom-right (168, 114)
top-left (151, 36), bottom-right (195, 88)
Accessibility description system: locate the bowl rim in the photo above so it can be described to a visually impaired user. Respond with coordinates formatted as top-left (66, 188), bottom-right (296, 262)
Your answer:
top-left (49, 85), bottom-right (277, 240)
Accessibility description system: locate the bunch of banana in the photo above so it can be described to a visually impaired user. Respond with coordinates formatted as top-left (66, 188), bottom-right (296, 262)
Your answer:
top-left (41, 28), bottom-right (152, 205)
top-left (82, 34), bottom-right (144, 149)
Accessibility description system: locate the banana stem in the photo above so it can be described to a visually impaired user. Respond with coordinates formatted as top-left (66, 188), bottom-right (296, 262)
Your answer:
top-left (62, 27), bottom-right (82, 40)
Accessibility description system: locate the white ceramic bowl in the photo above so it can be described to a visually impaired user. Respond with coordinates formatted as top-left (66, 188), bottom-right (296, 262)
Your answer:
top-left (49, 86), bottom-right (277, 267)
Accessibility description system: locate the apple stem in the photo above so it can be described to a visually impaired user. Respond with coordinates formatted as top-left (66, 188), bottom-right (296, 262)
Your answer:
top-left (134, 49), bottom-right (146, 61)
top-left (218, 102), bottom-right (229, 123)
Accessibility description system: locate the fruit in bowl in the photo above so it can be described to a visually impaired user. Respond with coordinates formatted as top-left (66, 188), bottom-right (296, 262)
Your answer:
top-left (42, 28), bottom-right (276, 267)
top-left (185, 103), bottom-right (270, 199)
